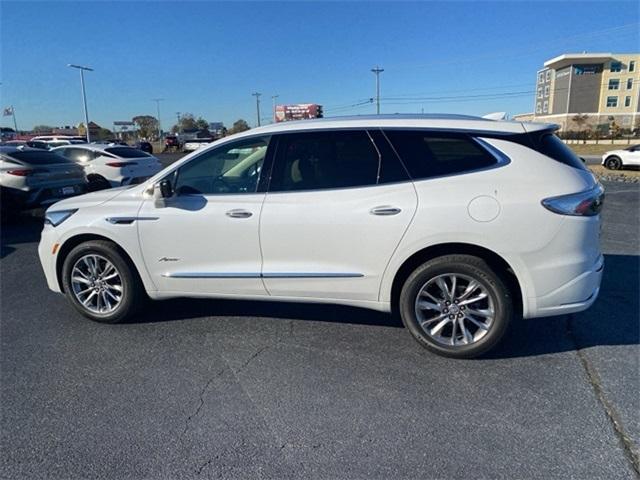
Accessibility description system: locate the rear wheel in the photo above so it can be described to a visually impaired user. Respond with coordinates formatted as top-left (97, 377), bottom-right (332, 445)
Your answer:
top-left (604, 156), bottom-right (622, 170)
top-left (399, 255), bottom-right (512, 358)
top-left (61, 240), bottom-right (144, 323)
top-left (87, 175), bottom-right (111, 191)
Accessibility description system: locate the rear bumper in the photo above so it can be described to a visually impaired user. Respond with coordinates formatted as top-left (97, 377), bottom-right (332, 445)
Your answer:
top-left (529, 254), bottom-right (603, 318)
top-left (3, 183), bottom-right (87, 209)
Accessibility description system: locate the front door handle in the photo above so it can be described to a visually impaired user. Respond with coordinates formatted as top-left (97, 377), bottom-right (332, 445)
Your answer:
top-left (226, 209), bottom-right (253, 219)
top-left (370, 206), bottom-right (401, 216)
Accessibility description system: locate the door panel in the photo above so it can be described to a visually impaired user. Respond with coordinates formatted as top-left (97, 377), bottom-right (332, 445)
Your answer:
top-left (137, 194), bottom-right (266, 295)
top-left (260, 183), bottom-right (417, 301)
top-left (137, 135), bottom-right (272, 296)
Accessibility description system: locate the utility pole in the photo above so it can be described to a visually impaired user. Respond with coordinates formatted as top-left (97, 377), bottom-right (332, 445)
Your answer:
top-left (9, 106), bottom-right (18, 133)
top-left (371, 66), bottom-right (384, 115)
top-left (68, 64), bottom-right (93, 142)
top-left (252, 92), bottom-right (262, 126)
top-left (271, 94), bottom-right (279, 123)
top-left (152, 98), bottom-right (164, 140)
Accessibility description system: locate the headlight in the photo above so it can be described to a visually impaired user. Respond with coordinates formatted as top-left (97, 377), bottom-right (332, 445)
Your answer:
top-left (44, 209), bottom-right (78, 227)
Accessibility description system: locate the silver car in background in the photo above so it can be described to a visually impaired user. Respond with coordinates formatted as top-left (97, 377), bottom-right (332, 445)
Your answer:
top-left (0, 147), bottom-right (88, 210)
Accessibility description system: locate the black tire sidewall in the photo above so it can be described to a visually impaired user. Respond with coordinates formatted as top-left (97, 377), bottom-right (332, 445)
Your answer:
top-left (399, 256), bottom-right (512, 358)
top-left (61, 241), bottom-right (139, 323)
top-left (88, 176), bottom-right (111, 191)
top-left (605, 156), bottom-right (621, 170)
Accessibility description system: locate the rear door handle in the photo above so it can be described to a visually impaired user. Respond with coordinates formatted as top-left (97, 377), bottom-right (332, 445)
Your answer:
top-left (370, 206), bottom-right (401, 216)
top-left (226, 209), bottom-right (253, 219)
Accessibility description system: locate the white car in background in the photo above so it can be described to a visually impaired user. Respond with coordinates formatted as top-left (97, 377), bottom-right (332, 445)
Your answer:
top-left (51, 144), bottom-right (162, 190)
top-left (183, 138), bottom-right (213, 152)
top-left (601, 144), bottom-right (640, 170)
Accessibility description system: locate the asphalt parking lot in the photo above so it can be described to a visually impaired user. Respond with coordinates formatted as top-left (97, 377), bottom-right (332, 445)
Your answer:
top-left (1, 180), bottom-right (638, 479)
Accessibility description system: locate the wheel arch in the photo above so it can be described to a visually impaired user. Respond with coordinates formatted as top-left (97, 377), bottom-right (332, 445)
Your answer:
top-left (388, 242), bottom-right (523, 318)
top-left (603, 154), bottom-right (622, 166)
top-left (55, 233), bottom-right (143, 293)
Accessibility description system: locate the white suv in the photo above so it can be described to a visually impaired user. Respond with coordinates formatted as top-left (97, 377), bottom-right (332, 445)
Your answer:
top-left (38, 115), bottom-right (604, 358)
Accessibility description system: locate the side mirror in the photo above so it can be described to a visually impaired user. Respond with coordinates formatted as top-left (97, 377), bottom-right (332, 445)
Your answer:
top-left (153, 178), bottom-right (174, 208)
top-left (159, 178), bottom-right (174, 198)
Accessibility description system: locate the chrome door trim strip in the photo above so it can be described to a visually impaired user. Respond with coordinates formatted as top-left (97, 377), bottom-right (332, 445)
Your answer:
top-left (162, 272), bottom-right (261, 278)
top-left (261, 272), bottom-right (364, 278)
top-left (162, 272), bottom-right (364, 279)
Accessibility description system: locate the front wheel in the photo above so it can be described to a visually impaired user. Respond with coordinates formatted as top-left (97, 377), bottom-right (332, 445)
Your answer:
top-left (61, 240), bottom-right (144, 323)
top-left (399, 255), bottom-right (513, 358)
top-left (604, 156), bottom-right (622, 170)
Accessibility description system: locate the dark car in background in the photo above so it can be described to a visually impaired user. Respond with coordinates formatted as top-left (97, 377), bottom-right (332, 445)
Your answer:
top-left (134, 141), bottom-right (153, 154)
top-left (0, 147), bottom-right (88, 211)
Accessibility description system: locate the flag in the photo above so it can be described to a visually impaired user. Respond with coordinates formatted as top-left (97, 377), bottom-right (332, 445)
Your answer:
top-left (3, 106), bottom-right (14, 117)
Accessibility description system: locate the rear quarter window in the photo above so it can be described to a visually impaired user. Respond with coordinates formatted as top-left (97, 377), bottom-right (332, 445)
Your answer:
top-left (536, 134), bottom-right (587, 170)
top-left (384, 131), bottom-right (498, 180)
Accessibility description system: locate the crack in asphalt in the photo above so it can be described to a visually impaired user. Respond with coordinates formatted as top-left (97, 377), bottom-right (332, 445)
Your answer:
top-left (567, 314), bottom-right (640, 477)
top-left (237, 344), bottom-right (270, 373)
top-left (180, 367), bottom-right (225, 442)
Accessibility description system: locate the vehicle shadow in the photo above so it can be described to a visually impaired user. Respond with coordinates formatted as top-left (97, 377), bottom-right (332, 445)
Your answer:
top-left (129, 254), bottom-right (639, 359)
top-left (0, 211), bottom-right (43, 259)
top-left (131, 296), bottom-right (402, 329)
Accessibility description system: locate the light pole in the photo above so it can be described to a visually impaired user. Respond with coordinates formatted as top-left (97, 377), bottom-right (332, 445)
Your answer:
top-left (271, 94), bottom-right (279, 123)
top-left (152, 98), bottom-right (164, 140)
top-left (68, 64), bottom-right (93, 142)
top-left (252, 92), bottom-right (262, 126)
top-left (371, 66), bottom-right (384, 115)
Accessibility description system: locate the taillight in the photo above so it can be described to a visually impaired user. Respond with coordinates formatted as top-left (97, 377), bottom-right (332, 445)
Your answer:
top-left (105, 161), bottom-right (137, 167)
top-left (542, 184), bottom-right (605, 217)
top-left (7, 169), bottom-right (34, 176)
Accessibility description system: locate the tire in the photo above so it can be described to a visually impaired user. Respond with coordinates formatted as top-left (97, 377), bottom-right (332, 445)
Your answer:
top-left (87, 175), bottom-right (111, 191)
top-left (604, 156), bottom-right (622, 170)
top-left (61, 240), bottom-right (145, 323)
top-left (399, 254), bottom-right (513, 358)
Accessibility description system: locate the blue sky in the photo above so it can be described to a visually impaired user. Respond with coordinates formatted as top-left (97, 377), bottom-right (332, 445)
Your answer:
top-left (1, 1), bottom-right (638, 131)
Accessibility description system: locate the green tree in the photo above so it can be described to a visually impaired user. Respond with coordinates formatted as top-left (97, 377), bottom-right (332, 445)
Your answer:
top-left (571, 114), bottom-right (589, 143)
top-left (132, 115), bottom-right (159, 139)
top-left (33, 125), bottom-right (53, 133)
top-left (96, 128), bottom-right (113, 141)
top-left (171, 113), bottom-right (198, 133)
top-left (195, 117), bottom-right (209, 130)
top-left (226, 119), bottom-right (250, 135)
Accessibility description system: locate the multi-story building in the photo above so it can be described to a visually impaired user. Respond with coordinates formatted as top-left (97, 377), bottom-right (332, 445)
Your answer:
top-left (517, 53), bottom-right (640, 132)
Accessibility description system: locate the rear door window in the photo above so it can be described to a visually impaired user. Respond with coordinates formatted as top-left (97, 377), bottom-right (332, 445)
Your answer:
top-left (269, 130), bottom-right (408, 192)
top-left (384, 130), bottom-right (498, 180)
top-left (104, 147), bottom-right (150, 158)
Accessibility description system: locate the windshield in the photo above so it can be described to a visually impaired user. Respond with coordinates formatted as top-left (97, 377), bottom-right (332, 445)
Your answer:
top-left (7, 150), bottom-right (74, 165)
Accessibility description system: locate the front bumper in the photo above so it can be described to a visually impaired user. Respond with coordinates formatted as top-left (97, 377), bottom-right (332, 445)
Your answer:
top-left (38, 224), bottom-right (63, 293)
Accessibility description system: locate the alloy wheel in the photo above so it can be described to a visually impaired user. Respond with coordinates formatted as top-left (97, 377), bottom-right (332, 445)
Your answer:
top-left (70, 254), bottom-right (123, 314)
top-left (414, 273), bottom-right (495, 347)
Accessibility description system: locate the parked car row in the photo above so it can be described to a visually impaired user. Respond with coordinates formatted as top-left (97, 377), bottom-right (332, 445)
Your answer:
top-left (1, 143), bottom-right (162, 212)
